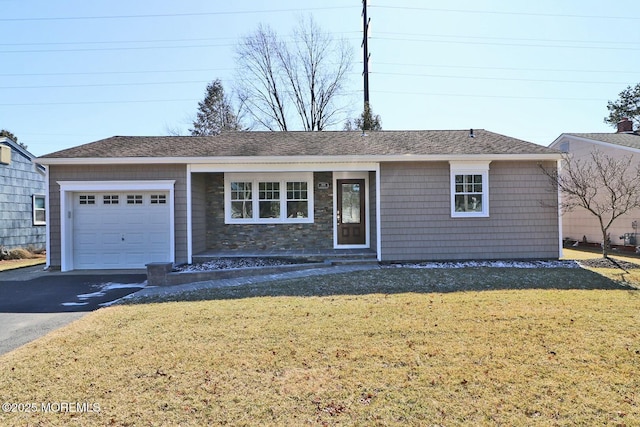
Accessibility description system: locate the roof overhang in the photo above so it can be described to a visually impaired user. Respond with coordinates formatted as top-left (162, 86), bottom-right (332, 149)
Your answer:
top-left (36, 153), bottom-right (562, 166)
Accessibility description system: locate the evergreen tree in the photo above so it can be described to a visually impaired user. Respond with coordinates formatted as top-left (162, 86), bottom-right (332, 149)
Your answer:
top-left (190, 80), bottom-right (240, 136)
top-left (0, 129), bottom-right (18, 142)
top-left (343, 102), bottom-right (382, 132)
top-left (604, 83), bottom-right (640, 131)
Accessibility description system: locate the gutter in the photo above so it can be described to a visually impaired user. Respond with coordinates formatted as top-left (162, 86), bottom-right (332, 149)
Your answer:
top-left (36, 153), bottom-right (563, 166)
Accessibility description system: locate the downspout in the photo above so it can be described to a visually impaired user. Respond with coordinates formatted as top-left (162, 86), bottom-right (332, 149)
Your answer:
top-left (44, 165), bottom-right (51, 270)
top-left (376, 163), bottom-right (382, 261)
top-left (557, 159), bottom-right (563, 259)
top-left (186, 164), bottom-right (193, 265)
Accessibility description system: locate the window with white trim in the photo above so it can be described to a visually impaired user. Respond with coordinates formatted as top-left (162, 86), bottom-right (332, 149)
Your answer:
top-left (259, 182), bottom-right (280, 218)
top-left (287, 182), bottom-right (309, 219)
top-left (32, 195), bottom-right (46, 225)
top-left (225, 173), bottom-right (314, 224)
top-left (450, 161), bottom-right (490, 218)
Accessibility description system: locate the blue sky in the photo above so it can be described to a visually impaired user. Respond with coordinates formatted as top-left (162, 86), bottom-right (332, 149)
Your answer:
top-left (2, 0), bottom-right (640, 157)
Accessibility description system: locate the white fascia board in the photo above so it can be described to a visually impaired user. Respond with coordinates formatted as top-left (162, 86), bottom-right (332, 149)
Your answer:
top-left (38, 153), bottom-right (562, 166)
top-left (191, 161), bottom-right (380, 173)
top-left (57, 180), bottom-right (176, 191)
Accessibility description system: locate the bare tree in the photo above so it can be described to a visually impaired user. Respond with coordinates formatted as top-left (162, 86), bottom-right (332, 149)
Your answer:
top-left (235, 16), bottom-right (353, 131)
top-left (541, 149), bottom-right (640, 258)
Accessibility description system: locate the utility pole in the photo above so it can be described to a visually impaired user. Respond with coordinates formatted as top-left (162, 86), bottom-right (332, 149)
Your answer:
top-left (362, 0), bottom-right (370, 107)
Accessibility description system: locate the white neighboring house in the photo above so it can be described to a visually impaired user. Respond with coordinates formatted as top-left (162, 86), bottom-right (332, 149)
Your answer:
top-left (549, 118), bottom-right (640, 248)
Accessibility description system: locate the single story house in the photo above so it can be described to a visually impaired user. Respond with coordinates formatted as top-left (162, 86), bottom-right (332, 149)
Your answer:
top-left (0, 136), bottom-right (46, 250)
top-left (36, 130), bottom-right (562, 271)
top-left (549, 118), bottom-right (640, 247)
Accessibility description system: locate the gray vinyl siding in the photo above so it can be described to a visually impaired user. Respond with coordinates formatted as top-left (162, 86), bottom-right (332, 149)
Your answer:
top-left (379, 161), bottom-right (559, 261)
top-left (47, 164), bottom-right (188, 268)
top-left (191, 173), bottom-right (207, 255)
top-left (0, 144), bottom-right (46, 250)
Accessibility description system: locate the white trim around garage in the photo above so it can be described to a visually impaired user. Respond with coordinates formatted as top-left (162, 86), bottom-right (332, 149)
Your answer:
top-left (56, 180), bottom-right (176, 271)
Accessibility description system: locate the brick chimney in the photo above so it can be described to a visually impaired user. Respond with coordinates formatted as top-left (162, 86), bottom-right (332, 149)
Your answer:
top-left (617, 117), bottom-right (633, 133)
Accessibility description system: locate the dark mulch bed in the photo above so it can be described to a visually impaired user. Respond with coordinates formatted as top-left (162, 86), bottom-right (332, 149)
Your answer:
top-left (579, 257), bottom-right (640, 270)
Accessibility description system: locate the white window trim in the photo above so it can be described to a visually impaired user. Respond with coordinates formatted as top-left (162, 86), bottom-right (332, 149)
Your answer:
top-left (449, 161), bottom-right (490, 218)
top-left (33, 194), bottom-right (46, 225)
top-left (224, 172), bottom-right (314, 224)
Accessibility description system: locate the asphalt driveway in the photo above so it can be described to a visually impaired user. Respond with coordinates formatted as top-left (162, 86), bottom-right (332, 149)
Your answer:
top-left (0, 265), bottom-right (146, 355)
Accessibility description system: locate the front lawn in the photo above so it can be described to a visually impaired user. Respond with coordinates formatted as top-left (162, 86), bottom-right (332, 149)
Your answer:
top-left (1, 267), bottom-right (638, 425)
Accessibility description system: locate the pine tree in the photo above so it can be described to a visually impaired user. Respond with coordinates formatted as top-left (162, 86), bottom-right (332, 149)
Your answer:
top-left (190, 80), bottom-right (240, 136)
top-left (343, 102), bottom-right (382, 132)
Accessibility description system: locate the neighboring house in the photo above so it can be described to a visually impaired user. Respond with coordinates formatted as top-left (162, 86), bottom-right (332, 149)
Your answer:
top-left (550, 118), bottom-right (640, 247)
top-left (36, 130), bottom-right (561, 271)
top-left (0, 137), bottom-right (46, 250)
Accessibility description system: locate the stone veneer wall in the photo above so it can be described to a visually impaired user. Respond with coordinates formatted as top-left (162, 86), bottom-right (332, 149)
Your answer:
top-left (205, 172), bottom-right (334, 251)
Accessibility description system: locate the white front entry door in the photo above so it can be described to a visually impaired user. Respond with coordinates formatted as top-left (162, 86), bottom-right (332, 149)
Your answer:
top-left (72, 191), bottom-right (171, 269)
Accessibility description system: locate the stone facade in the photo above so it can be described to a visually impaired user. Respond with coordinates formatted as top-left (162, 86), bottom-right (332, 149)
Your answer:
top-left (204, 172), bottom-right (334, 251)
top-left (0, 139), bottom-right (46, 250)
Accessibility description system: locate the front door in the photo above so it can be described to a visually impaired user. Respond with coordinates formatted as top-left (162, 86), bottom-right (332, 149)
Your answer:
top-left (337, 179), bottom-right (366, 245)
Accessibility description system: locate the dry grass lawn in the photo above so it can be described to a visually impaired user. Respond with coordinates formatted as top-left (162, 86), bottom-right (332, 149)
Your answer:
top-left (563, 248), bottom-right (640, 287)
top-left (0, 256), bottom-right (45, 272)
top-left (1, 284), bottom-right (639, 425)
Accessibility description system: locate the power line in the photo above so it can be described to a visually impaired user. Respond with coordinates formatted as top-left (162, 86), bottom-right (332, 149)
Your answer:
top-left (372, 36), bottom-right (640, 52)
top-left (0, 43), bottom-right (236, 54)
top-left (0, 80), bottom-right (212, 90)
top-left (0, 98), bottom-right (198, 106)
top-left (371, 5), bottom-right (640, 21)
top-left (374, 31), bottom-right (639, 47)
top-left (3, 34), bottom-right (627, 54)
top-left (0, 67), bottom-right (234, 77)
top-left (0, 32), bottom-right (361, 47)
top-left (0, 37), bottom-right (361, 54)
top-left (0, 6), bottom-right (357, 22)
top-left (373, 62), bottom-right (640, 76)
top-left (0, 72), bottom-right (630, 91)
top-left (372, 72), bottom-right (631, 86)
top-left (373, 89), bottom-right (605, 102)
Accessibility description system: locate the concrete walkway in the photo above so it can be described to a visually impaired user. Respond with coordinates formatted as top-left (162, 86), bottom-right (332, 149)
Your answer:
top-left (122, 263), bottom-right (380, 302)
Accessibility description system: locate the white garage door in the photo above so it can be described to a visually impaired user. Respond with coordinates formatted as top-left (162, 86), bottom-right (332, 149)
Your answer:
top-left (73, 192), bottom-right (171, 269)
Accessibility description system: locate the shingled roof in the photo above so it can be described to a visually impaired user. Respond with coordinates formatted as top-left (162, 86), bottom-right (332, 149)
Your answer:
top-left (38, 130), bottom-right (559, 161)
top-left (562, 132), bottom-right (640, 151)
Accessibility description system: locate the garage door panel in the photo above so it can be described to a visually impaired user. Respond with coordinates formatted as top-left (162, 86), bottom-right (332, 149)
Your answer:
top-left (102, 233), bottom-right (122, 245)
top-left (73, 191), bottom-right (171, 269)
top-left (124, 235), bottom-right (144, 247)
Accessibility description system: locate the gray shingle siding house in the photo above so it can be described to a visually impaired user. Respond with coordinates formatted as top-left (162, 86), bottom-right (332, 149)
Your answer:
top-left (0, 137), bottom-right (46, 250)
top-left (37, 130), bottom-right (562, 271)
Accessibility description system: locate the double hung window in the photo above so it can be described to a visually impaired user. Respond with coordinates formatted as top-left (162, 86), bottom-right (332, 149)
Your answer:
top-left (450, 161), bottom-right (490, 218)
top-left (32, 195), bottom-right (46, 225)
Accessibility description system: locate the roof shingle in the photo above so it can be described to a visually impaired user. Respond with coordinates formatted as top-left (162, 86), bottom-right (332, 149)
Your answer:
top-left (563, 132), bottom-right (640, 151)
top-left (39, 130), bottom-right (558, 160)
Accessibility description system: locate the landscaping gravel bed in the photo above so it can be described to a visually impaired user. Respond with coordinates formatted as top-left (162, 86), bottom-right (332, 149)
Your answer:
top-left (175, 258), bottom-right (311, 272)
